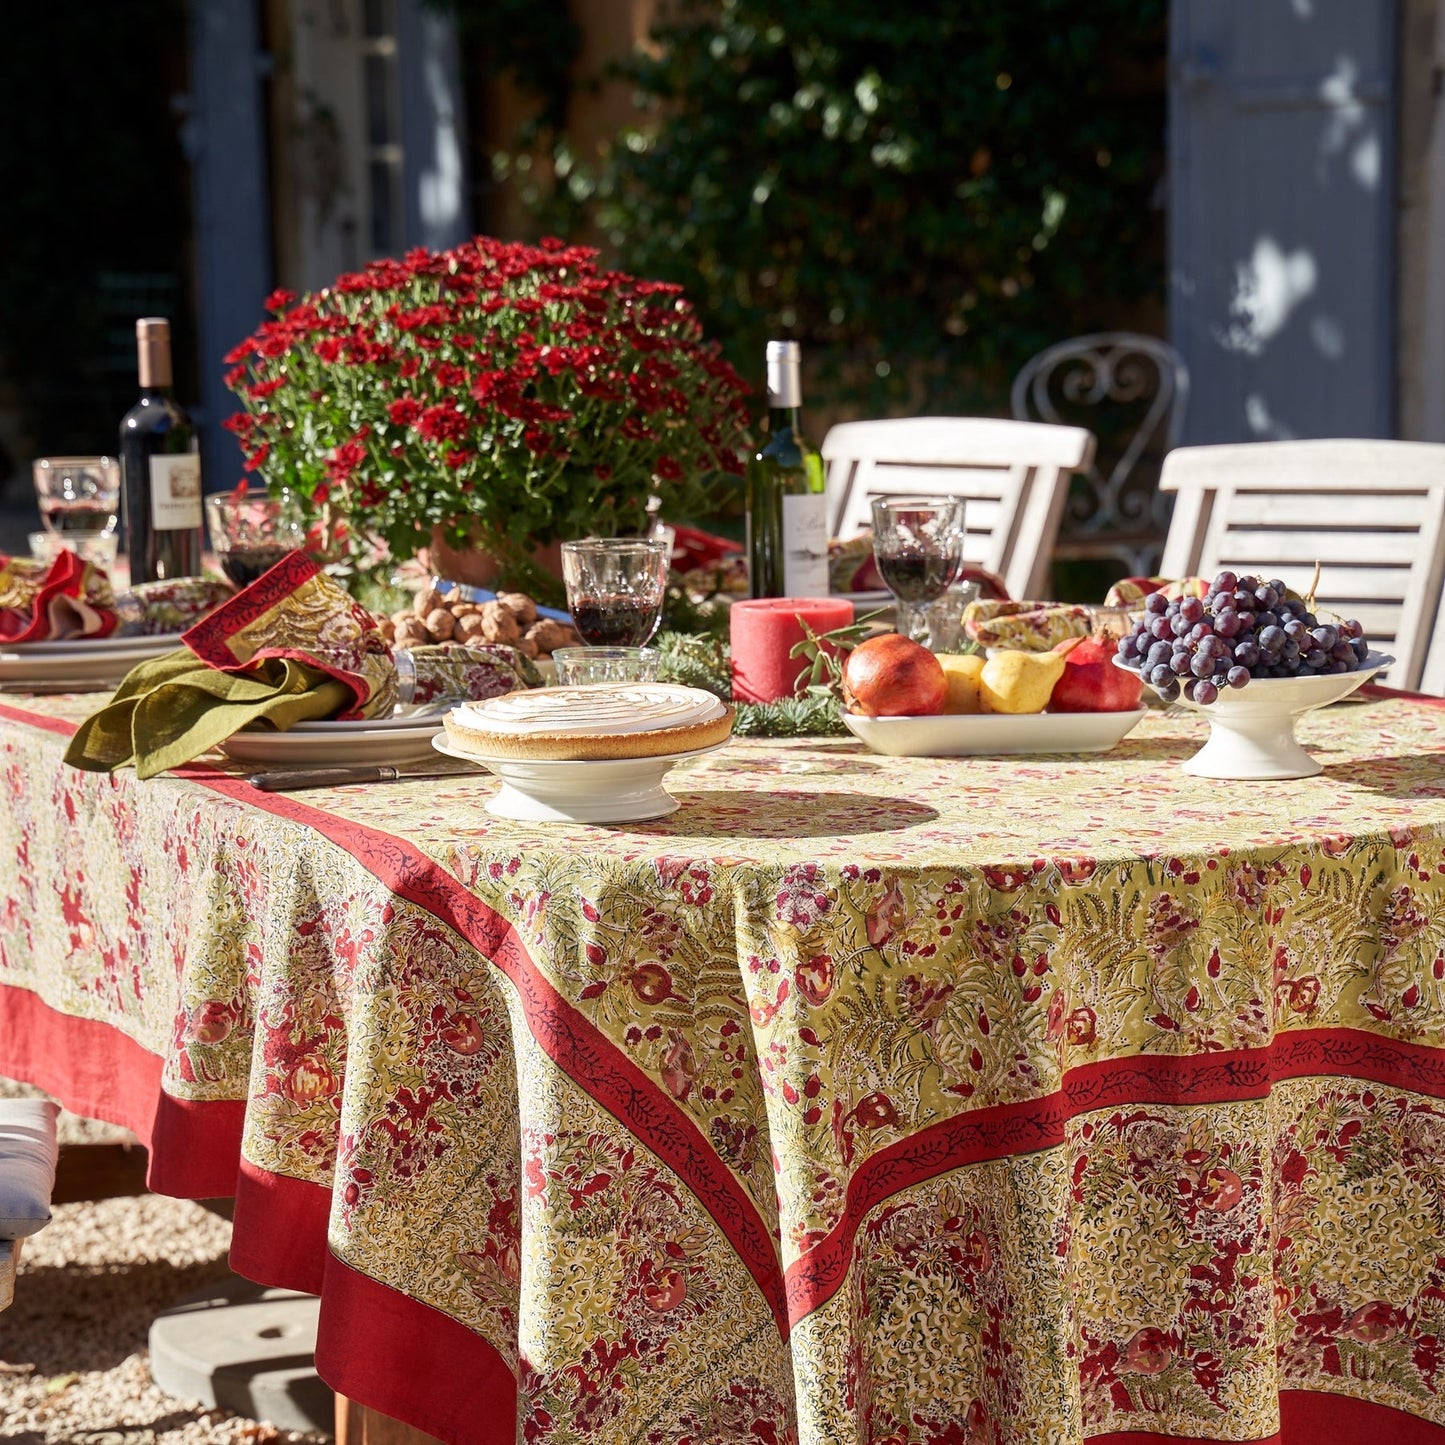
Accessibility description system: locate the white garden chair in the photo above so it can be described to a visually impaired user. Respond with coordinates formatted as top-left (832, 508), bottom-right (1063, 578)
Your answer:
top-left (821, 418), bottom-right (1095, 601)
top-left (1159, 440), bottom-right (1445, 693)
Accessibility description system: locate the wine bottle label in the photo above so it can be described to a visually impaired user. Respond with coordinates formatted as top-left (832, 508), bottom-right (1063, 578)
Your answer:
top-left (149, 454), bottom-right (203, 531)
top-left (781, 492), bottom-right (830, 597)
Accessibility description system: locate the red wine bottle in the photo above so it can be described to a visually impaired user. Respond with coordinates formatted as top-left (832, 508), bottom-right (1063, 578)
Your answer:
top-left (120, 318), bottom-right (203, 582)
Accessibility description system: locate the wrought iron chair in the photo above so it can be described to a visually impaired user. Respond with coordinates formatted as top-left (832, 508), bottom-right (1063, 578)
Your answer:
top-left (1159, 439), bottom-right (1445, 693)
top-left (821, 417), bottom-right (1095, 602)
top-left (1011, 332), bottom-right (1190, 587)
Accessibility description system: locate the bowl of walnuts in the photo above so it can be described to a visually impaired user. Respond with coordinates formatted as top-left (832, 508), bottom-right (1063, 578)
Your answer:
top-left (379, 583), bottom-right (582, 670)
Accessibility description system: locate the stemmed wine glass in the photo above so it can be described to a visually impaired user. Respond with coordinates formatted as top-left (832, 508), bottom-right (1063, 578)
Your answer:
top-left (870, 496), bottom-right (968, 646)
top-left (561, 538), bottom-right (670, 648)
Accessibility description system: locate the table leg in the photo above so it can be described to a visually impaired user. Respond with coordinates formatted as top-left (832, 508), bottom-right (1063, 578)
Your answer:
top-left (334, 1394), bottom-right (446, 1445)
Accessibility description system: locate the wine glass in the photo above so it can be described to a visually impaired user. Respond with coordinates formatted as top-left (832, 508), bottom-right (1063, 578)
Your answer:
top-left (561, 538), bottom-right (670, 649)
top-left (33, 457), bottom-right (121, 542)
top-left (205, 490), bottom-right (306, 587)
top-left (870, 497), bottom-right (967, 646)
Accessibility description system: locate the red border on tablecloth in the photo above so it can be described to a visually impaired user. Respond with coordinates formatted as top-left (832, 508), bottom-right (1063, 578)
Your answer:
top-left (1089, 1391), bottom-right (1445, 1442)
top-left (782, 1026), bottom-right (1445, 1319)
top-left (0, 982), bottom-right (245, 1197)
top-left (225, 1159), bottom-right (520, 1440)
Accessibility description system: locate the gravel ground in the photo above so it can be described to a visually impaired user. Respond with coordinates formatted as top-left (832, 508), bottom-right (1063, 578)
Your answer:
top-left (1, 1081), bottom-right (332, 1445)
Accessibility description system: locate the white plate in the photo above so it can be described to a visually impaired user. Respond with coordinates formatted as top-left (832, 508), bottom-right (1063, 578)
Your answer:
top-left (219, 713), bottom-right (446, 765)
top-left (842, 708), bottom-right (1147, 758)
top-left (1121, 652), bottom-right (1392, 779)
top-left (2, 631), bottom-right (183, 656)
top-left (431, 735), bottom-right (728, 822)
top-left (0, 632), bottom-right (184, 685)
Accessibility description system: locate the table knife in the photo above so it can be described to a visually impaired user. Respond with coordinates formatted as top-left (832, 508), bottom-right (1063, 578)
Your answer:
top-left (245, 762), bottom-right (479, 792)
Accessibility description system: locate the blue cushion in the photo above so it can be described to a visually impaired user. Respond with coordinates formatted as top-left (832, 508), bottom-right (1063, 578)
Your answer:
top-left (0, 1099), bottom-right (59, 1239)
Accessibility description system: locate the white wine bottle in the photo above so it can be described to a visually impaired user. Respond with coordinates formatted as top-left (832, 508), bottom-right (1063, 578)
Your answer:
top-left (120, 318), bottom-right (203, 582)
top-left (745, 339), bottom-right (828, 598)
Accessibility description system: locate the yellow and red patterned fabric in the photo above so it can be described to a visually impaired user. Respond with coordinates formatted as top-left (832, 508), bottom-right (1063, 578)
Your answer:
top-left (1, 691), bottom-right (1444, 1444)
top-left (0, 549), bottom-right (118, 641)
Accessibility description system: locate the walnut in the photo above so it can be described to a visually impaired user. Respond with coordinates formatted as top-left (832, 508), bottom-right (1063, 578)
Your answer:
top-left (455, 612), bottom-right (487, 642)
top-left (390, 608), bottom-right (413, 628)
top-left (424, 608), bottom-right (456, 641)
top-left (376, 617), bottom-right (396, 644)
top-left (450, 602), bottom-right (481, 618)
top-left (394, 620), bottom-right (430, 649)
top-left (524, 618), bottom-right (576, 655)
top-left (414, 585), bottom-right (443, 617)
top-left (515, 635), bottom-right (540, 659)
top-left (478, 600), bottom-right (522, 644)
top-left (495, 591), bottom-right (538, 626)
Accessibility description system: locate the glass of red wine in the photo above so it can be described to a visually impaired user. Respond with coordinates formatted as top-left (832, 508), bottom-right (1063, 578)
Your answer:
top-left (561, 537), bottom-right (670, 651)
top-left (205, 490), bottom-right (306, 588)
top-left (32, 456), bottom-right (121, 544)
top-left (870, 496), bottom-right (968, 647)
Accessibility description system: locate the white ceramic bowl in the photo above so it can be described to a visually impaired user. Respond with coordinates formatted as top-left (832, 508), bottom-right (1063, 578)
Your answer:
top-left (432, 735), bottom-right (726, 822)
top-left (1117, 652), bottom-right (1393, 779)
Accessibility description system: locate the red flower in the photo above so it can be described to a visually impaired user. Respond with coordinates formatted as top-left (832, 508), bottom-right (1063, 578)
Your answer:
top-left (221, 233), bottom-right (751, 572)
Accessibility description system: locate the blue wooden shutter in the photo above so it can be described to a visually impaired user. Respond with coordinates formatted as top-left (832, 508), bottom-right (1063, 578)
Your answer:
top-left (1169, 0), bottom-right (1398, 442)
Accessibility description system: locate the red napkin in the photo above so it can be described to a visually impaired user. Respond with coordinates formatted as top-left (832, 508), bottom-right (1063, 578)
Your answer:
top-left (0, 551), bottom-right (118, 643)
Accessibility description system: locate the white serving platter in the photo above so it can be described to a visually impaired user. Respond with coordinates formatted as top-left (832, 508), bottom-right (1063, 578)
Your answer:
top-left (842, 708), bottom-right (1148, 758)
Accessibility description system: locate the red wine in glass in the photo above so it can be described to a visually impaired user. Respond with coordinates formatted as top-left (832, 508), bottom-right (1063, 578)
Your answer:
top-left (41, 500), bottom-right (115, 536)
top-left (876, 548), bottom-right (957, 603)
top-left (571, 592), bottom-right (663, 646)
top-left (219, 543), bottom-right (295, 587)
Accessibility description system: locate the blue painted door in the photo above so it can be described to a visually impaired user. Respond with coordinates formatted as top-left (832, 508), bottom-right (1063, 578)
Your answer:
top-left (1169, 0), bottom-right (1398, 442)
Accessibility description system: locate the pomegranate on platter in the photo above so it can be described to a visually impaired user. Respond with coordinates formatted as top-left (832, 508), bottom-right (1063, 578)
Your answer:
top-left (1048, 634), bottom-right (1145, 713)
top-left (842, 634), bottom-right (948, 717)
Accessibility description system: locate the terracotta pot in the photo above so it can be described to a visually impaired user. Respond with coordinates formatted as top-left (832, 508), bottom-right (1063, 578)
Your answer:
top-left (425, 524), bottom-right (565, 593)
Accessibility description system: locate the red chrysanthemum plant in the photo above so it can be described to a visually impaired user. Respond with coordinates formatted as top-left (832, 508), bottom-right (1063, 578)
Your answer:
top-left (223, 236), bottom-right (749, 600)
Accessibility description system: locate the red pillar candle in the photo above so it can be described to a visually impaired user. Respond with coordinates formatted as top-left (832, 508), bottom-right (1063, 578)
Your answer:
top-left (730, 596), bottom-right (856, 704)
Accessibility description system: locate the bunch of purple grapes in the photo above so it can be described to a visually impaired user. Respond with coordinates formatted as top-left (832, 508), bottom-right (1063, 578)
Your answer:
top-left (1116, 571), bottom-right (1369, 705)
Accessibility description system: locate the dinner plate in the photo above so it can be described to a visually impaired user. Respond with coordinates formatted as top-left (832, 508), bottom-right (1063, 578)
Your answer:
top-left (0, 632), bottom-right (184, 686)
top-left (431, 735), bottom-right (728, 822)
top-left (219, 713), bottom-right (446, 765)
top-left (842, 708), bottom-right (1148, 758)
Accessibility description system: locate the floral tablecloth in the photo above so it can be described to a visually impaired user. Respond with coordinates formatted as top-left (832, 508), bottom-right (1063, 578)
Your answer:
top-left (1, 692), bottom-right (1444, 1445)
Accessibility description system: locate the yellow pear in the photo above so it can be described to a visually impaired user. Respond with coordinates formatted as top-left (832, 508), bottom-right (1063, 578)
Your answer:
top-left (936, 653), bottom-right (986, 714)
top-left (978, 649), bottom-right (1065, 714)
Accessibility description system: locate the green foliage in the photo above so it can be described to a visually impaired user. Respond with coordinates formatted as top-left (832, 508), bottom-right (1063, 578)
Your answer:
top-left (501, 0), bottom-right (1166, 417)
top-left (652, 628), bottom-right (848, 736)
top-left (419, 0), bottom-right (581, 134)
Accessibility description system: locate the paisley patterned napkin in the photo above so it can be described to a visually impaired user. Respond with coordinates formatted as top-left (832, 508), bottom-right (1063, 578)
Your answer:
top-left (64, 552), bottom-right (398, 778)
top-left (0, 551), bottom-right (118, 642)
top-left (63, 551), bottom-right (539, 777)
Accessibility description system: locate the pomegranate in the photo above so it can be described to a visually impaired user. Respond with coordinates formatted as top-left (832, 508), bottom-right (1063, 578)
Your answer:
top-left (1047, 634), bottom-right (1144, 712)
top-left (842, 634), bottom-right (947, 717)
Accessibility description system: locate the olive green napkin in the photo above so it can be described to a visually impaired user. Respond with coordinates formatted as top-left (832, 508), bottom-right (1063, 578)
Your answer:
top-left (64, 649), bottom-right (352, 779)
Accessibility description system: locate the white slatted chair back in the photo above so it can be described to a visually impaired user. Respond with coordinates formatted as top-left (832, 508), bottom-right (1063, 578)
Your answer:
top-left (821, 418), bottom-right (1095, 601)
top-left (1159, 440), bottom-right (1445, 692)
